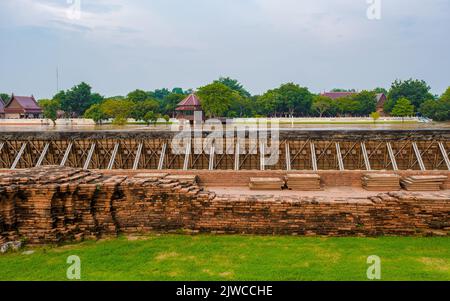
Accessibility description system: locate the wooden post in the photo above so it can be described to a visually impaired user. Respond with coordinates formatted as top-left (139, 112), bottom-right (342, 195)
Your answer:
top-left (107, 142), bottom-right (119, 170)
top-left (310, 142), bottom-right (318, 171)
top-left (83, 142), bottom-right (96, 170)
top-left (412, 142), bottom-right (426, 171)
top-left (438, 142), bottom-right (450, 171)
top-left (335, 142), bottom-right (345, 171)
top-left (11, 143), bottom-right (27, 170)
top-left (133, 142), bottom-right (143, 170)
top-left (361, 142), bottom-right (371, 171)
top-left (386, 142), bottom-right (398, 171)
top-left (158, 143), bottom-right (167, 170)
top-left (35, 143), bottom-right (49, 167)
top-left (60, 142), bottom-right (73, 167)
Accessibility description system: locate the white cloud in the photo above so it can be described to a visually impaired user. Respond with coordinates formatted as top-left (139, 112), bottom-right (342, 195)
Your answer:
top-left (1, 0), bottom-right (200, 49)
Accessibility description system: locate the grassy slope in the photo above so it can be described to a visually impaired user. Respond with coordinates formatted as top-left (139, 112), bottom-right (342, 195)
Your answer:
top-left (0, 235), bottom-right (449, 281)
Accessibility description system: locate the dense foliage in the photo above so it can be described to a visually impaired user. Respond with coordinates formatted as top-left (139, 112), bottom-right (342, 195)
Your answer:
top-left (29, 77), bottom-right (449, 123)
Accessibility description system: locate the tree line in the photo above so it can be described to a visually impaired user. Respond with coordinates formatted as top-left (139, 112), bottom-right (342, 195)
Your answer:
top-left (2, 77), bottom-right (448, 124)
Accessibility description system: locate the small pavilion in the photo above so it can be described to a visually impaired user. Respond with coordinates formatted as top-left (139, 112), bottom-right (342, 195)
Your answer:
top-left (175, 93), bottom-right (203, 121)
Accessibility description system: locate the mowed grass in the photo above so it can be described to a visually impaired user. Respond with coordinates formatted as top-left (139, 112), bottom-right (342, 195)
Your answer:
top-left (0, 235), bottom-right (449, 281)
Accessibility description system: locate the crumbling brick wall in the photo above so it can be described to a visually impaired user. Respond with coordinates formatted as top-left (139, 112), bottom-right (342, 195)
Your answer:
top-left (0, 167), bottom-right (449, 245)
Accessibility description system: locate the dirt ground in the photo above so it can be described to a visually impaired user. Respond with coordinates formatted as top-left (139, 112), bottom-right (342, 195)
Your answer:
top-left (205, 185), bottom-right (450, 199)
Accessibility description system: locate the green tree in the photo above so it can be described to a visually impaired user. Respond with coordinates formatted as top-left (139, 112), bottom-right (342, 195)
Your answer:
top-left (143, 111), bottom-right (156, 126)
top-left (0, 93), bottom-right (10, 104)
top-left (256, 91), bottom-right (279, 116)
top-left (336, 96), bottom-right (360, 116)
top-left (441, 86), bottom-right (450, 102)
top-left (59, 82), bottom-right (103, 117)
top-left (353, 90), bottom-right (377, 115)
top-left (151, 88), bottom-right (171, 100)
top-left (214, 77), bottom-right (251, 98)
top-left (197, 82), bottom-right (241, 118)
top-left (419, 87), bottom-right (450, 121)
top-left (278, 83), bottom-right (313, 117)
top-left (162, 114), bottom-right (170, 124)
top-left (39, 99), bottom-right (61, 126)
top-left (386, 79), bottom-right (434, 113)
top-left (312, 95), bottom-right (333, 117)
top-left (391, 98), bottom-right (415, 122)
top-left (101, 99), bottom-right (133, 125)
top-left (127, 90), bottom-right (150, 102)
top-left (160, 93), bottom-right (186, 116)
top-left (258, 83), bottom-right (313, 117)
top-left (130, 99), bottom-right (159, 121)
top-left (373, 87), bottom-right (388, 95)
top-left (84, 103), bottom-right (108, 124)
top-left (370, 112), bottom-right (380, 124)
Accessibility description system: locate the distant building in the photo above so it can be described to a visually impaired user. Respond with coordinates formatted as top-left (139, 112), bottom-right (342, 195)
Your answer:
top-left (320, 91), bottom-right (388, 115)
top-left (375, 93), bottom-right (387, 115)
top-left (0, 96), bottom-right (5, 119)
top-left (175, 93), bottom-right (203, 122)
top-left (320, 92), bottom-right (357, 100)
top-left (4, 95), bottom-right (43, 119)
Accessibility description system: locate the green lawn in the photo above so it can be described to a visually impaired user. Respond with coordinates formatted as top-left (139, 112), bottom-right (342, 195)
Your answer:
top-left (0, 235), bottom-right (449, 281)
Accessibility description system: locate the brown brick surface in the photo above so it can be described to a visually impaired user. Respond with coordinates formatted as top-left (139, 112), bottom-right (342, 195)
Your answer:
top-left (0, 167), bottom-right (449, 245)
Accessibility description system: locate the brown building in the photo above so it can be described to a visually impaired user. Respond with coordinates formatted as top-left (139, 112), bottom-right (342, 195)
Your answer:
top-left (0, 96), bottom-right (5, 119)
top-left (320, 92), bottom-right (388, 115)
top-left (175, 93), bottom-right (203, 121)
top-left (4, 95), bottom-right (43, 119)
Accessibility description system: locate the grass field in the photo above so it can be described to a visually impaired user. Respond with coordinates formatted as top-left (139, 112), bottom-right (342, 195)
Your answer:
top-left (0, 235), bottom-right (449, 281)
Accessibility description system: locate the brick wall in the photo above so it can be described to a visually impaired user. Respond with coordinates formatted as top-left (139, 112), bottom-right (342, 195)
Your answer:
top-left (0, 167), bottom-right (449, 245)
top-left (103, 170), bottom-right (450, 188)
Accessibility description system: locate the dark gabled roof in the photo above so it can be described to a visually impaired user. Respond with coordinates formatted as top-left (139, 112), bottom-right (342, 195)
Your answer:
top-left (5, 95), bottom-right (42, 113)
top-left (0, 97), bottom-right (5, 113)
top-left (375, 93), bottom-right (386, 102)
top-left (175, 94), bottom-right (202, 111)
top-left (320, 92), bottom-right (357, 100)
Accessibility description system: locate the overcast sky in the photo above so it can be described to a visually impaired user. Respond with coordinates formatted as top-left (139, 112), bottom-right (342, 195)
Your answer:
top-left (0, 0), bottom-right (449, 99)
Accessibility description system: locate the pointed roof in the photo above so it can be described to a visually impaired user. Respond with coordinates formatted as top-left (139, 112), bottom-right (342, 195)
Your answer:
top-left (0, 96), bottom-right (5, 114)
top-left (175, 93), bottom-right (202, 111)
top-left (320, 92), bottom-right (357, 100)
top-left (4, 95), bottom-right (42, 113)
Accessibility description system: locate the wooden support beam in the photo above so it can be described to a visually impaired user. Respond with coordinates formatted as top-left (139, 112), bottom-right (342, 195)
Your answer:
top-left (83, 142), bottom-right (96, 170)
top-left (285, 142), bottom-right (291, 171)
top-left (0, 142), bottom-right (4, 154)
top-left (183, 141), bottom-right (191, 170)
top-left (335, 142), bottom-right (344, 171)
top-left (11, 142), bottom-right (27, 170)
top-left (183, 140), bottom-right (191, 170)
top-left (361, 142), bottom-right (371, 171)
top-left (438, 142), bottom-right (450, 171)
top-left (260, 142), bottom-right (265, 171)
top-left (107, 142), bottom-right (119, 170)
top-left (35, 143), bottom-right (49, 167)
top-left (60, 142), bottom-right (73, 167)
top-left (158, 143), bottom-right (167, 170)
top-left (234, 141), bottom-right (240, 171)
top-left (133, 142), bottom-right (143, 170)
top-left (412, 142), bottom-right (426, 171)
top-left (208, 145), bottom-right (215, 171)
top-left (310, 142), bottom-right (318, 171)
top-left (386, 142), bottom-right (398, 171)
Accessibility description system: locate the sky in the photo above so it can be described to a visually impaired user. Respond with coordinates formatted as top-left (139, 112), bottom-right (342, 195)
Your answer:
top-left (0, 0), bottom-right (449, 99)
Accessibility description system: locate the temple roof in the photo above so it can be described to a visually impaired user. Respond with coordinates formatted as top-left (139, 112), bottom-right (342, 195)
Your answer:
top-left (176, 94), bottom-right (202, 111)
